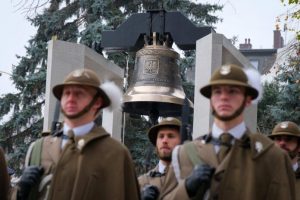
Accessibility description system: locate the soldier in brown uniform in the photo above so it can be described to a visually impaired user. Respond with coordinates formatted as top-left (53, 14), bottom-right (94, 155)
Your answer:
top-left (139, 118), bottom-right (181, 200)
top-left (269, 121), bottom-right (300, 200)
top-left (16, 68), bottom-right (140, 200)
top-left (168, 64), bottom-right (295, 200)
top-left (0, 147), bottom-right (10, 200)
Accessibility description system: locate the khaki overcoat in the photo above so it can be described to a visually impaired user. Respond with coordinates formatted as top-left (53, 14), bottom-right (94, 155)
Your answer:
top-left (16, 126), bottom-right (140, 200)
top-left (46, 126), bottom-right (140, 200)
top-left (10, 134), bottom-right (62, 200)
top-left (138, 164), bottom-right (177, 200)
top-left (168, 130), bottom-right (296, 200)
top-left (138, 165), bottom-right (165, 189)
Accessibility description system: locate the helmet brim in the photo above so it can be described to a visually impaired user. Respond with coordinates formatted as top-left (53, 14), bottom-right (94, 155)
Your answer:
top-left (52, 83), bottom-right (111, 109)
top-left (200, 80), bottom-right (258, 100)
top-left (148, 120), bottom-right (181, 146)
top-left (268, 132), bottom-right (300, 139)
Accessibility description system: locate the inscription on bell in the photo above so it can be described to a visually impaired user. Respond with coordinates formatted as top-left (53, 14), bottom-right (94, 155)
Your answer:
top-left (143, 59), bottom-right (159, 75)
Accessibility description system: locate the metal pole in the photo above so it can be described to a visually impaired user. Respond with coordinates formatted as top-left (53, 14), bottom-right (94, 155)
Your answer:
top-left (121, 53), bottom-right (130, 143)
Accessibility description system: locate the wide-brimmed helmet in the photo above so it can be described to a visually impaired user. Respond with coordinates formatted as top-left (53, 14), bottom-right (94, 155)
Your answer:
top-left (200, 64), bottom-right (258, 99)
top-left (148, 117), bottom-right (181, 146)
top-left (52, 68), bottom-right (110, 109)
top-left (269, 121), bottom-right (300, 139)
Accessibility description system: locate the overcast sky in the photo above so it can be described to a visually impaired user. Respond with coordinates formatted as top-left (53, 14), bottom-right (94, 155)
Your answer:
top-left (212, 0), bottom-right (294, 49)
top-left (0, 1), bottom-right (36, 95)
top-left (0, 0), bottom-right (295, 96)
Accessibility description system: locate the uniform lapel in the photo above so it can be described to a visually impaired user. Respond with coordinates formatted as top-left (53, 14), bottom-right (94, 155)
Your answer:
top-left (75, 126), bottom-right (110, 152)
top-left (214, 130), bottom-right (274, 175)
top-left (214, 131), bottom-right (248, 175)
top-left (195, 140), bottom-right (219, 168)
top-left (44, 136), bottom-right (62, 166)
top-left (245, 130), bottom-right (273, 159)
top-left (160, 165), bottom-right (177, 198)
top-left (214, 147), bottom-right (233, 175)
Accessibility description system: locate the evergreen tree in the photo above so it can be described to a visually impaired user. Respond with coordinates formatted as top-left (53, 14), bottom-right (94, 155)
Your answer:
top-left (0, 0), bottom-right (222, 173)
top-left (257, 81), bottom-right (280, 135)
top-left (123, 116), bottom-right (157, 175)
top-left (269, 51), bottom-right (300, 124)
top-left (258, 45), bottom-right (300, 136)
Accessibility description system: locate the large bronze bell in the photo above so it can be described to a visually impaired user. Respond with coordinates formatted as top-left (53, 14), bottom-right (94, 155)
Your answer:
top-left (123, 39), bottom-right (193, 117)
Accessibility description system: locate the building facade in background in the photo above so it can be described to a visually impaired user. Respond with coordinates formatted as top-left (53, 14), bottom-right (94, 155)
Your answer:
top-left (185, 29), bottom-right (285, 83)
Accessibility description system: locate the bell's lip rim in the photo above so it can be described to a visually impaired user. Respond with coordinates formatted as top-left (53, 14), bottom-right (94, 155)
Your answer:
top-left (123, 95), bottom-right (194, 108)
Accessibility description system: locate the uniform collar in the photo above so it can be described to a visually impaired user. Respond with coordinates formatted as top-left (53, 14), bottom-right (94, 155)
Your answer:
top-left (63, 121), bottom-right (95, 137)
top-left (158, 160), bottom-right (167, 174)
top-left (212, 121), bottom-right (246, 140)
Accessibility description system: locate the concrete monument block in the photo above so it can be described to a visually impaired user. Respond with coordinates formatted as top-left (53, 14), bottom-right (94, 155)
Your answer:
top-left (44, 40), bottom-right (123, 141)
top-left (193, 32), bottom-right (258, 138)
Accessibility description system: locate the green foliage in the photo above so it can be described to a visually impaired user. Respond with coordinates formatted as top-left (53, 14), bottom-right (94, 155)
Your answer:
top-left (257, 82), bottom-right (280, 135)
top-left (258, 47), bottom-right (300, 135)
top-left (1, 0), bottom-right (222, 171)
top-left (124, 116), bottom-right (157, 175)
top-left (179, 50), bottom-right (196, 102)
top-left (269, 52), bottom-right (300, 123)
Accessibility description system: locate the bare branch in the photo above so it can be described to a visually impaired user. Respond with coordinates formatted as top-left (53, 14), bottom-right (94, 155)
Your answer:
top-left (12, 0), bottom-right (50, 17)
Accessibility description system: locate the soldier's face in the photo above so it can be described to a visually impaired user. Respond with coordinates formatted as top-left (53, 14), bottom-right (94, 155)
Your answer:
top-left (211, 85), bottom-right (251, 121)
top-left (61, 85), bottom-right (101, 119)
top-left (156, 128), bottom-right (180, 162)
top-left (274, 136), bottom-right (299, 157)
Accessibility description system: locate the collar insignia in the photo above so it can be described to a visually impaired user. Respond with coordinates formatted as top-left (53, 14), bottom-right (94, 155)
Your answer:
top-left (77, 139), bottom-right (85, 150)
top-left (255, 141), bottom-right (263, 153)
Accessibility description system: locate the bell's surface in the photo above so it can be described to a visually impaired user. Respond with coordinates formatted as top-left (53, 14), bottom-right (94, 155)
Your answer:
top-left (123, 44), bottom-right (193, 117)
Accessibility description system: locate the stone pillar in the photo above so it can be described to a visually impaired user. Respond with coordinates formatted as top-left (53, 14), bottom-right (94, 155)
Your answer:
top-left (44, 40), bottom-right (123, 140)
top-left (193, 32), bottom-right (258, 138)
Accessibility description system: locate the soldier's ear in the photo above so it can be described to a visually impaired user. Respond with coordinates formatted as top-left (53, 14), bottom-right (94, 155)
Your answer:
top-left (245, 95), bottom-right (252, 107)
top-left (94, 97), bottom-right (103, 110)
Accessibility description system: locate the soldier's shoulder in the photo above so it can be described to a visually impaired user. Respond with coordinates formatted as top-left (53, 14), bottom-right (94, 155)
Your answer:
top-left (181, 137), bottom-right (205, 148)
top-left (138, 173), bottom-right (150, 188)
top-left (138, 172), bottom-right (148, 181)
top-left (138, 169), bottom-right (154, 179)
top-left (249, 132), bottom-right (287, 157)
top-left (250, 132), bottom-right (271, 140)
top-left (248, 132), bottom-right (274, 145)
top-left (138, 168), bottom-right (156, 185)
